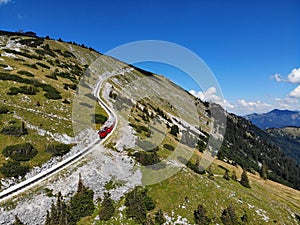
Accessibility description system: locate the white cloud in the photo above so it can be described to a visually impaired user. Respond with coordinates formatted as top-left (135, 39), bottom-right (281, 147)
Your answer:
top-left (189, 89), bottom-right (204, 101)
top-left (271, 73), bottom-right (285, 82)
top-left (0, 0), bottom-right (12, 5)
top-left (287, 68), bottom-right (300, 84)
top-left (289, 85), bottom-right (300, 98)
top-left (237, 99), bottom-right (272, 108)
top-left (275, 97), bottom-right (299, 109)
top-left (272, 68), bottom-right (300, 84)
top-left (190, 84), bottom-right (300, 116)
top-left (189, 87), bottom-right (220, 102)
top-left (236, 99), bottom-right (273, 115)
top-left (189, 87), bottom-right (234, 110)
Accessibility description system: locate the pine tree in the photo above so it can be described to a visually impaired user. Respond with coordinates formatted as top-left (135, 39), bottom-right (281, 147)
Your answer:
top-left (194, 204), bottom-right (210, 225)
top-left (69, 174), bottom-right (95, 224)
top-left (170, 124), bottom-right (179, 137)
top-left (231, 170), bottom-right (237, 181)
top-left (223, 170), bottom-right (230, 180)
top-left (241, 210), bottom-right (248, 224)
top-left (44, 211), bottom-right (51, 225)
top-left (220, 204), bottom-right (238, 225)
top-left (13, 216), bottom-right (25, 225)
top-left (155, 209), bottom-right (166, 225)
top-left (125, 187), bottom-right (152, 224)
top-left (58, 194), bottom-right (68, 225)
top-left (260, 163), bottom-right (268, 180)
top-left (207, 165), bottom-right (214, 179)
top-left (99, 192), bottom-right (115, 221)
top-left (77, 173), bottom-right (84, 193)
top-left (240, 169), bottom-right (251, 188)
top-left (50, 201), bottom-right (59, 225)
top-left (21, 122), bottom-right (26, 135)
top-left (44, 192), bottom-right (68, 225)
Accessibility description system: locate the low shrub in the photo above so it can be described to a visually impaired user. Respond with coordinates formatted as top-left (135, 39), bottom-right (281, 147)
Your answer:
top-left (54, 49), bottom-right (63, 55)
top-left (46, 143), bottom-right (72, 156)
top-left (45, 73), bottom-right (58, 80)
top-left (63, 50), bottom-right (76, 58)
top-left (14, 58), bottom-right (25, 62)
top-left (2, 143), bottom-right (37, 161)
top-left (18, 38), bottom-right (44, 48)
top-left (63, 83), bottom-right (77, 90)
top-left (93, 114), bottom-right (108, 124)
top-left (0, 73), bottom-right (62, 100)
top-left (23, 63), bottom-right (38, 70)
top-left (0, 125), bottom-right (28, 136)
top-left (44, 91), bottom-right (62, 99)
top-left (7, 86), bottom-right (38, 95)
top-left (133, 151), bottom-right (160, 166)
top-left (7, 87), bottom-right (20, 95)
top-left (17, 70), bottom-right (34, 77)
top-left (163, 144), bottom-right (175, 151)
top-left (3, 48), bottom-right (41, 60)
top-left (0, 106), bottom-right (9, 114)
top-left (36, 62), bottom-right (50, 69)
top-left (62, 99), bottom-right (70, 104)
top-left (0, 160), bottom-right (29, 178)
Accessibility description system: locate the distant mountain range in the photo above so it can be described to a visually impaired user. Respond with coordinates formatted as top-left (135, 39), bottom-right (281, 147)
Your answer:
top-left (245, 109), bottom-right (300, 130)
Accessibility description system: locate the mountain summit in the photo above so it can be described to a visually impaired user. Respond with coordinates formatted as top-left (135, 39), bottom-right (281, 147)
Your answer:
top-left (245, 109), bottom-right (300, 130)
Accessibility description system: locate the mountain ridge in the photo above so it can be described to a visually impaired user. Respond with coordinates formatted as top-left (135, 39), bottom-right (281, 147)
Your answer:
top-left (245, 108), bottom-right (300, 130)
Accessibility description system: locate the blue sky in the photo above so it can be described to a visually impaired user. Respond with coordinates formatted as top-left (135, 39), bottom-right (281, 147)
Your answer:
top-left (0, 0), bottom-right (299, 115)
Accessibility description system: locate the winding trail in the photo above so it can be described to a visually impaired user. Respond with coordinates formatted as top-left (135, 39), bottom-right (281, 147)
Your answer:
top-left (0, 72), bottom-right (118, 202)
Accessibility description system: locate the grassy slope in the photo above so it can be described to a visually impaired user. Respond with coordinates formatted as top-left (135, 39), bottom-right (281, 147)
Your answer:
top-left (78, 70), bottom-right (300, 224)
top-left (78, 155), bottom-right (300, 224)
top-left (146, 158), bottom-right (300, 224)
top-left (0, 35), bottom-right (107, 175)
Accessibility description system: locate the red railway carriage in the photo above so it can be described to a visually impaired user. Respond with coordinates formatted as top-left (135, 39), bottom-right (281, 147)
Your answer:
top-left (98, 120), bottom-right (116, 139)
top-left (98, 130), bottom-right (107, 139)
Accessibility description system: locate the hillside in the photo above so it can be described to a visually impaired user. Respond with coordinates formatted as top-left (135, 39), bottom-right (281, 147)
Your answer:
top-left (218, 113), bottom-right (300, 190)
top-left (0, 32), bottom-right (109, 183)
top-left (0, 32), bottom-right (299, 225)
top-left (267, 126), bottom-right (300, 165)
top-left (245, 109), bottom-right (300, 130)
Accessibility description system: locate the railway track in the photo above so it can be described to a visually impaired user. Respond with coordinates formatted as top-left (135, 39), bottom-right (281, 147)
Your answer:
top-left (0, 73), bottom-right (117, 202)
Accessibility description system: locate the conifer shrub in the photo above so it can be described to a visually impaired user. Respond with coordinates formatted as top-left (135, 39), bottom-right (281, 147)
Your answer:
top-left (240, 169), bottom-right (251, 188)
top-left (0, 106), bottom-right (9, 114)
top-left (0, 160), bottom-right (29, 178)
top-left (17, 70), bottom-right (34, 77)
top-left (163, 144), bottom-right (175, 151)
top-left (2, 143), bottom-right (37, 161)
top-left (98, 192), bottom-right (115, 221)
top-left (45, 143), bottom-right (72, 157)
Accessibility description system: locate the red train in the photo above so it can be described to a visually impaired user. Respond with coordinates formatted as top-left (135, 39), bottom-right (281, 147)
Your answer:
top-left (98, 120), bottom-right (116, 139)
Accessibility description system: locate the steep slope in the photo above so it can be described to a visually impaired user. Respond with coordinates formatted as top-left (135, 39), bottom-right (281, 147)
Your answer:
top-left (245, 109), bottom-right (300, 129)
top-left (267, 126), bottom-right (300, 165)
top-left (77, 70), bottom-right (300, 224)
top-left (0, 32), bottom-right (108, 183)
top-left (219, 113), bottom-right (300, 190)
